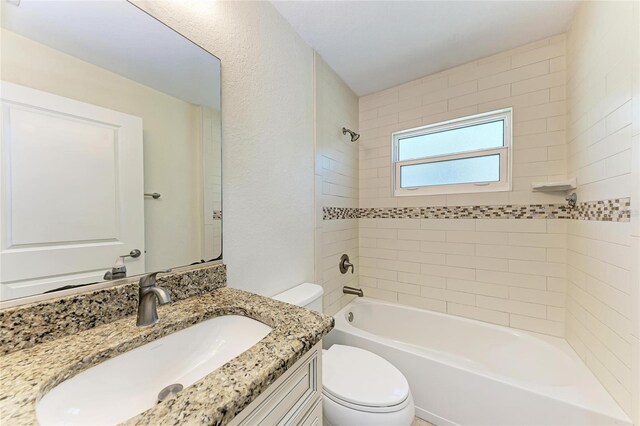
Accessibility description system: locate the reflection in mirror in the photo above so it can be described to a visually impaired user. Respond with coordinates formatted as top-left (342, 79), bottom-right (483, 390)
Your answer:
top-left (0, 1), bottom-right (222, 302)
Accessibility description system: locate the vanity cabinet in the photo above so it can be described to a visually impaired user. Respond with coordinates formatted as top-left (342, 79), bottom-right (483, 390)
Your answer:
top-left (230, 341), bottom-right (322, 426)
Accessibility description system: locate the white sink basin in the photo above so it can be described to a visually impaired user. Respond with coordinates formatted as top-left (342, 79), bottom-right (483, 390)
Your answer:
top-left (36, 315), bottom-right (272, 426)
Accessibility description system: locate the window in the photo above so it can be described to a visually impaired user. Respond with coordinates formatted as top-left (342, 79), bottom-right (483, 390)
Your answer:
top-left (392, 108), bottom-right (512, 196)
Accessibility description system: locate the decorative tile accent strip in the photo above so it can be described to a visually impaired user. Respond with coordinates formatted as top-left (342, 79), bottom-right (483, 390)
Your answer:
top-left (323, 207), bottom-right (360, 219)
top-left (323, 204), bottom-right (571, 220)
top-left (0, 262), bottom-right (226, 355)
top-left (361, 204), bottom-right (572, 219)
top-left (362, 207), bottom-right (425, 219)
top-left (570, 198), bottom-right (631, 222)
top-left (323, 198), bottom-right (630, 222)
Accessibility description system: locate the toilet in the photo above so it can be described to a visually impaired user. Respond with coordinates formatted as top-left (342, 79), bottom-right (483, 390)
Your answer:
top-left (274, 283), bottom-right (415, 426)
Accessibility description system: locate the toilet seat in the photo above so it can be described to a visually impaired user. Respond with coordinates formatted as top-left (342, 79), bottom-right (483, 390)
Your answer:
top-left (322, 345), bottom-right (410, 413)
top-left (323, 389), bottom-right (411, 414)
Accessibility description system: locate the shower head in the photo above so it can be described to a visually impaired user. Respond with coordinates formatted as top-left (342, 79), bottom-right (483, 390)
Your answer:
top-left (342, 127), bottom-right (360, 142)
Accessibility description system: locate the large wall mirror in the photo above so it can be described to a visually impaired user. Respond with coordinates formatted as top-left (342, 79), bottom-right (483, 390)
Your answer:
top-left (0, 1), bottom-right (222, 302)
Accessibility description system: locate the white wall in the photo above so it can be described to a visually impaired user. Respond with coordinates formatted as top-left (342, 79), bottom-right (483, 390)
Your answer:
top-left (565, 1), bottom-right (639, 420)
top-left (357, 36), bottom-right (569, 336)
top-left (314, 53), bottom-right (359, 315)
top-left (134, 0), bottom-right (316, 296)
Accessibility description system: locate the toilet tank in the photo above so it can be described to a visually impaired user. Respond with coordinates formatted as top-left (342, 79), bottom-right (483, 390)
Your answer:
top-left (273, 283), bottom-right (323, 312)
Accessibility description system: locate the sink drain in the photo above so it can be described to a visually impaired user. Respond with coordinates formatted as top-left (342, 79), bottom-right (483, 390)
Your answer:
top-left (157, 383), bottom-right (183, 403)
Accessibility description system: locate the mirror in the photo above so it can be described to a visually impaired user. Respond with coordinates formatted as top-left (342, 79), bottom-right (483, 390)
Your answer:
top-left (0, 1), bottom-right (222, 302)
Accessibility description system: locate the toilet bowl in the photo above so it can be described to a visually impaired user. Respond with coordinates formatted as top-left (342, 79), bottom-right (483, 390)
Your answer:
top-left (322, 344), bottom-right (415, 426)
top-left (273, 283), bottom-right (415, 426)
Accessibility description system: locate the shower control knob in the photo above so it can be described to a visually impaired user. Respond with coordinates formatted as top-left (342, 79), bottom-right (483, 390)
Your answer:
top-left (339, 254), bottom-right (354, 274)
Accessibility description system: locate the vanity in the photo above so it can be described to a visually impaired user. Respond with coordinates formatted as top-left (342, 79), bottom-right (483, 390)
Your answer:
top-left (0, 264), bottom-right (333, 425)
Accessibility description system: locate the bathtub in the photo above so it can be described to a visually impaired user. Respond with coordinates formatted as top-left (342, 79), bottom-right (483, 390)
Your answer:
top-left (324, 298), bottom-right (631, 426)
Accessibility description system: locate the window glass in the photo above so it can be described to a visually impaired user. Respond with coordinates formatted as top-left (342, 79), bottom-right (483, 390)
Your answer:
top-left (398, 120), bottom-right (504, 161)
top-left (400, 154), bottom-right (500, 188)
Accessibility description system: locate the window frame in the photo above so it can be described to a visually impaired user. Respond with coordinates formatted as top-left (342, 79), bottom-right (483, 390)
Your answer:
top-left (392, 108), bottom-right (512, 197)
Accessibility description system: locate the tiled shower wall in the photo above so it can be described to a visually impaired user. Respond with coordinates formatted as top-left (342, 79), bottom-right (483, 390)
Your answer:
top-left (314, 53), bottom-right (360, 315)
top-left (358, 218), bottom-right (567, 336)
top-left (359, 34), bottom-right (568, 208)
top-left (355, 35), bottom-right (571, 336)
top-left (565, 1), bottom-right (639, 419)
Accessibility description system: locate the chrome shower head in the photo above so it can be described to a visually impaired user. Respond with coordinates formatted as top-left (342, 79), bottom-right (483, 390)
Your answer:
top-left (342, 127), bottom-right (360, 142)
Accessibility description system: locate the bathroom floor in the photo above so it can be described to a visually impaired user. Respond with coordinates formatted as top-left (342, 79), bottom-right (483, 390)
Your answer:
top-left (412, 417), bottom-right (435, 426)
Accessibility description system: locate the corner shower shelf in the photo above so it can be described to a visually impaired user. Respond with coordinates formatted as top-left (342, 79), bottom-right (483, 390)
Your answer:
top-left (531, 178), bottom-right (577, 192)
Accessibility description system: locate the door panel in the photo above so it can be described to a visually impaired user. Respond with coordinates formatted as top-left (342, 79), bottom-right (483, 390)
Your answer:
top-left (10, 106), bottom-right (119, 244)
top-left (0, 81), bottom-right (145, 299)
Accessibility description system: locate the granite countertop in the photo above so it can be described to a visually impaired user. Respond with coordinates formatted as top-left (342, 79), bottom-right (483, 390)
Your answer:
top-left (0, 287), bottom-right (334, 425)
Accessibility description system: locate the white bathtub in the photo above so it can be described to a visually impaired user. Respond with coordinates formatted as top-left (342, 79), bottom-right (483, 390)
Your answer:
top-left (324, 298), bottom-right (631, 426)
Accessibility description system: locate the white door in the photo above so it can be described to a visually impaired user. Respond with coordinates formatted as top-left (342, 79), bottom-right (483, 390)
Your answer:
top-left (0, 81), bottom-right (145, 300)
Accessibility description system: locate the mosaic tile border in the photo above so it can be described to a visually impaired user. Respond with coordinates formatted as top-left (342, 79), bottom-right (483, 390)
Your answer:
top-left (323, 207), bottom-right (360, 219)
top-left (570, 198), bottom-right (631, 222)
top-left (323, 198), bottom-right (630, 222)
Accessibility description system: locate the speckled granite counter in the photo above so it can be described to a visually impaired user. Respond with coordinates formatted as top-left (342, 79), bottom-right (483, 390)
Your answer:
top-left (0, 287), bottom-right (334, 425)
top-left (1, 263), bottom-right (228, 355)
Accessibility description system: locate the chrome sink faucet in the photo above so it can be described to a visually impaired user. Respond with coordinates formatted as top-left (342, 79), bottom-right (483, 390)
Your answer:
top-left (137, 270), bottom-right (172, 327)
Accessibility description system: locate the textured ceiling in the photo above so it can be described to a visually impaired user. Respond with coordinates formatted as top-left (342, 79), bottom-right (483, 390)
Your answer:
top-left (273, 1), bottom-right (579, 96)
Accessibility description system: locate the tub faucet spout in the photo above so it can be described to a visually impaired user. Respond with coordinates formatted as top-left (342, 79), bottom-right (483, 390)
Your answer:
top-left (343, 286), bottom-right (364, 297)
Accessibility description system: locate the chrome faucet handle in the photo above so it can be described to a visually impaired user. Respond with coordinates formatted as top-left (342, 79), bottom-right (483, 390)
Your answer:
top-left (339, 254), bottom-right (354, 274)
top-left (139, 269), bottom-right (172, 288)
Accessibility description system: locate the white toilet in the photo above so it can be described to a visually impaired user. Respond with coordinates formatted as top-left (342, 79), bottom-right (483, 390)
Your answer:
top-left (274, 283), bottom-right (415, 426)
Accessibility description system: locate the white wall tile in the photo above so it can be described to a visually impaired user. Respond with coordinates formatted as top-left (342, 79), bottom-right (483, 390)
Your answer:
top-left (476, 244), bottom-right (547, 261)
top-left (447, 303), bottom-right (510, 326)
top-left (398, 293), bottom-right (447, 313)
top-left (477, 219), bottom-right (548, 234)
top-left (563, 1), bottom-right (639, 418)
top-left (511, 41), bottom-right (566, 68)
top-left (446, 254), bottom-right (509, 271)
top-left (447, 278), bottom-right (509, 298)
top-left (510, 314), bottom-right (564, 336)
top-left (509, 287), bottom-right (565, 307)
top-left (478, 60), bottom-right (549, 91)
top-left (315, 54), bottom-right (360, 315)
top-left (421, 286), bottom-right (476, 305)
top-left (353, 32), bottom-right (626, 393)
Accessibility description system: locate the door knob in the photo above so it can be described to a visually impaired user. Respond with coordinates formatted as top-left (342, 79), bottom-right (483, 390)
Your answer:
top-left (103, 249), bottom-right (142, 280)
top-left (124, 249), bottom-right (141, 258)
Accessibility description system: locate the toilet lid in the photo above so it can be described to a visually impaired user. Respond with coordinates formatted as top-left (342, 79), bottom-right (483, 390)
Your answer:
top-left (322, 345), bottom-right (409, 408)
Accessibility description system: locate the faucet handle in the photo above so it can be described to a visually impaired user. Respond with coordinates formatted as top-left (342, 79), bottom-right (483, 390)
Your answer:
top-left (339, 254), bottom-right (354, 274)
top-left (139, 269), bottom-right (172, 288)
